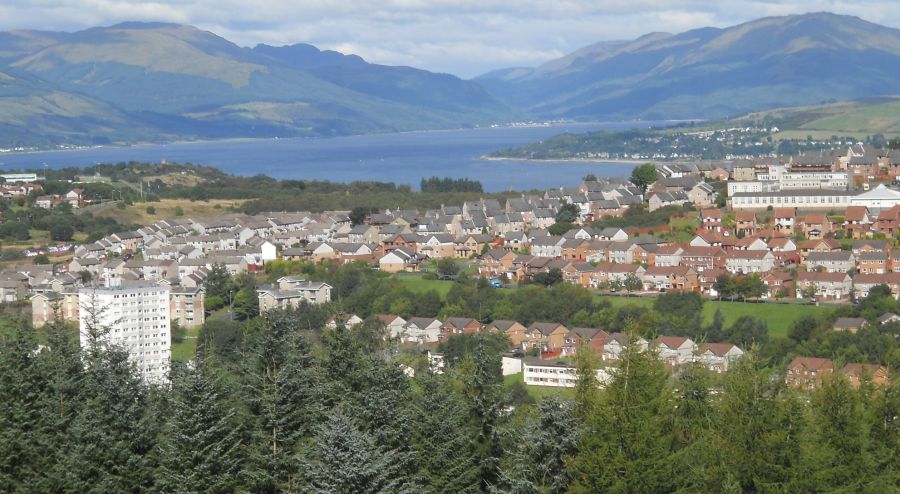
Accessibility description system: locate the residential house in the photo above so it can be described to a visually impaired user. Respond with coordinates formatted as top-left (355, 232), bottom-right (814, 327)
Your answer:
top-left (648, 191), bottom-right (689, 211)
top-left (853, 273), bottom-right (900, 299)
top-left (700, 209), bottom-right (723, 231)
top-left (439, 317), bottom-right (482, 342)
top-left (680, 246), bottom-right (726, 273)
top-left (257, 276), bottom-right (332, 311)
top-left (376, 314), bottom-right (408, 340)
top-left (325, 314), bottom-right (364, 329)
top-left (485, 320), bottom-right (528, 347)
top-left (832, 317), bottom-right (867, 334)
top-left (642, 265), bottom-right (698, 292)
top-left (857, 250), bottom-right (889, 274)
top-left (31, 290), bottom-right (79, 328)
top-left (843, 206), bottom-right (872, 238)
top-left (878, 312), bottom-right (900, 325)
top-left (735, 212), bottom-right (757, 237)
top-left (724, 250), bottom-right (776, 274)
top-left (525, 322), bottom-right (569, 351)
top-left (796, 271), bottom-right (852, 300)
top-left (806, 251), bottom-right (855, 273)
top-left (601, 332), bottom-right (649, 361)
top-left (561, 327), bottom-right (609, 356)
top-left (801, 214), bottom-right (832, 239)
top-left (403, 317), bottom-right (443, 344)
top-left (774, 208), bottom-right (795, 234)
top-left (841, 363), bottom-right (890, 388)
top-left (168, 284), bottom-right (206, 329)
top-left (697, 343), bottom-right (744, 373)
top-left (379, 248), bottom-right (421, 273)
top-left (652, 336), bottom-right (697, 369)
top-left (786, 357), bottom-right (834, 391)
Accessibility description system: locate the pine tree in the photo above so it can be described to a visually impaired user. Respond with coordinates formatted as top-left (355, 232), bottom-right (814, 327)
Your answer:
top-left (32, 322), bottom-right (87, 491)
top-left (798, 373), bottom-right (874, 491)
top-left (570, 336), bottom-right (673, 493)
top-left (697, 352), bottom-right (803, 492)
top-left (572, 342), bottom-right (600, 419)
top-left (0, 327), bottom-right (47, 491)
top-left (414, 374), bottom-right (480, 493)
top-left (156, 360), bottom-right (245, 493)
top-left (303, 410), bottom-right (419, 493)
top-left (863, 377), bottom-right (900, 489)
top-left (243, 312), bottom-right (327, 492)
top-left (463, 333), bottom-right (505, 490)
top-left (64, 344), bottom-right (160, 492)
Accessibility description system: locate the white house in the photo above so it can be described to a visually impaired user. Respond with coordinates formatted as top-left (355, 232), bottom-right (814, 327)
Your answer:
top-left (653, 336), bottom-right (697, 366)
top-left (697, 343), bottom-right (744, 373)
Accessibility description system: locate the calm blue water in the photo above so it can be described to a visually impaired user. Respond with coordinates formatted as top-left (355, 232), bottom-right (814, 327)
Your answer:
top-left (0, 122), bottom-right (662, 191)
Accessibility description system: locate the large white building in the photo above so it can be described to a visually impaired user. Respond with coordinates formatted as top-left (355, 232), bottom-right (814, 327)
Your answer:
top-left (79, 282), bottom-right (171, 382)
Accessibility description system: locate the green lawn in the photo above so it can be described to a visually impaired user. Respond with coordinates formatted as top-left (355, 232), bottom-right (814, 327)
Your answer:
top-left (171, 327), bottom-right (200, 362)
top-left (596, 295), bottom-right (831, 338)
top-left (504, 372), bottom-right (576, 401)
top-left (394, 273), bottom-right (454, 296)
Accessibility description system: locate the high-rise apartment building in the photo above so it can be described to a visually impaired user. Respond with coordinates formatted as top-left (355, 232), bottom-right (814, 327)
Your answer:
top-left (79, 282), bottom-right (171, 382)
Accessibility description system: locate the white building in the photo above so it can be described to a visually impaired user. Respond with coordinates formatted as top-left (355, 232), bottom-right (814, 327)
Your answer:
top-left (522, 357), bottom-right (612, 388)
top-left (79, 282), bottom-right (171, 383)
top-left (729, 190), bottom-right (856, 210)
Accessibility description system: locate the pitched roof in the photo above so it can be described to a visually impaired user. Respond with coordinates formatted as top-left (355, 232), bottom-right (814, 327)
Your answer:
top-left (788, 356), bottom-right (833, 371)
top-left (699, 342), bottom-right (739, 357)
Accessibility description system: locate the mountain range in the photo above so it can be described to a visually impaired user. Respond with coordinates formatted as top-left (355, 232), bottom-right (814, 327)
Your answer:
top-left (477, 12), bottom-right (900, 121)
top-left (0, 22), bottom-right (513, 148)
top-left (1, 13), bottom-right (899, 148)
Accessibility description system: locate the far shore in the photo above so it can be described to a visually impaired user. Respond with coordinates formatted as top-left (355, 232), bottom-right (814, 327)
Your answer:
top-left (480, 155), bottom-right (657, 165)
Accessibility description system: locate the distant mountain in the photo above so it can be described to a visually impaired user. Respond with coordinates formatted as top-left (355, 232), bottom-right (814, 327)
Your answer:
top-left (476, 12), bottom-right (900, 120)
top-left (0, 22), bottom-right (514, 147)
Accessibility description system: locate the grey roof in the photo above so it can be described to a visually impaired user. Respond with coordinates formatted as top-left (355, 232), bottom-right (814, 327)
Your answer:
top-left (833, 317), bottom-right (866, 329)
top-left (807, 251), bottom-right (854, 262)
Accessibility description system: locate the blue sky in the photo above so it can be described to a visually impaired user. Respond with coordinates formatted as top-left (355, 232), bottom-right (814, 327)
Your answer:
top-left (1, 1), bottom-right (899, 77)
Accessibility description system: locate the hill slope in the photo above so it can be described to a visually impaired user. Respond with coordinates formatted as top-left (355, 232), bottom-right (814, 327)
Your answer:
top-left (0, 22), bottom-right (514, 147)
top-left (476, 12), bottom-right (900, 120)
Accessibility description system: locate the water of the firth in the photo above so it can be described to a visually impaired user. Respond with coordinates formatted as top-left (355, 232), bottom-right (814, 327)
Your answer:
top-left (0, 121), bottom-right (670, 191)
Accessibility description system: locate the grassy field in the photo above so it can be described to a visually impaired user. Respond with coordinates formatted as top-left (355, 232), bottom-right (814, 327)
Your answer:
top-left (504, 372), bottom-right (576, 402)
top-left (171, 327), bottom-right (201, 362)
top-left (90, 198), bottom-right (247, 225)
top-left (394, 273), bottom-right (454, 296)
top-left (596, 295), bottom-right (831, 338)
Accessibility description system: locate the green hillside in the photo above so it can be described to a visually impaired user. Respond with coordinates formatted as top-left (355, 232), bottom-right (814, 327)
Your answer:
top-left (477, 13), bottom-right (900, 121)
top-left (738, 96), bottom-right (900, 137)
top-left (0, 22), bottom-right (515, 147)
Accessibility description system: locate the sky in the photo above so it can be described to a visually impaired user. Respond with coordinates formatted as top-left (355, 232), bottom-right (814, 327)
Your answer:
top-left (1, 1), bottom-right (899, 78)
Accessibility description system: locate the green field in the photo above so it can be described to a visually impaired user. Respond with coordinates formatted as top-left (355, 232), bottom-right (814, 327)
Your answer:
top-left (596, 295), bottom-right (831, 338)
top-left (171, 328), bottom-right (200, 362)
top-left (504, 372), bottom-right (576, 402)
top-left (394, 273), bottom-right (454, 296)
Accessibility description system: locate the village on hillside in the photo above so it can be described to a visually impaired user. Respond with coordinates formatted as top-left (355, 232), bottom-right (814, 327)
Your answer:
top-left (1, 144), bottom-right (898, 386)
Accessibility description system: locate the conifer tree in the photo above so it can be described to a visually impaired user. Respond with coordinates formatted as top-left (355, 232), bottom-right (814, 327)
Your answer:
top-left (414, 374), bottom-right (480, 493)
top-left (570, 336), bottom-right (673, 493)
top-left (244, 311), bottom-right (327, 492)
top-left (64, 344), bottom-right (159, 492)
top-left (696, 352), bottom-right (803, 492)
top-left (572, 342), bottom-right (600, 419)
top-left (156, 360), bottom-right (245, 493)
top-left (463, 333), bottom-right (505, 490)
top-left (0, 327), bottom-right (46, 491)
top-left (797, 373), bottom-right (874, 491)
top-left (303, 410), bottom-right (419, 493)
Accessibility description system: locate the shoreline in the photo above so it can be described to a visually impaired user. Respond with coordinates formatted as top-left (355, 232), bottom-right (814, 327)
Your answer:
top-left (0, 119), bottom-right (680, 158)
top-left (480, 155), bottom-right (655, 164)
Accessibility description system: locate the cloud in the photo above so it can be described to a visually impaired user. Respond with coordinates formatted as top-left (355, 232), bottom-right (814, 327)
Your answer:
top-left (0, 1), bottom-right (898, 77)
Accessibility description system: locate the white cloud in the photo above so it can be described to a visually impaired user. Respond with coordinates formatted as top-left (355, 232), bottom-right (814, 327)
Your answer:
top-left (0, 1), bottom-right (898, 77)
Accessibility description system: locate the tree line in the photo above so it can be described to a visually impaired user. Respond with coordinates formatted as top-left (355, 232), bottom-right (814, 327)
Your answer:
top-left (1, 301), bottom-right (897, 492)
